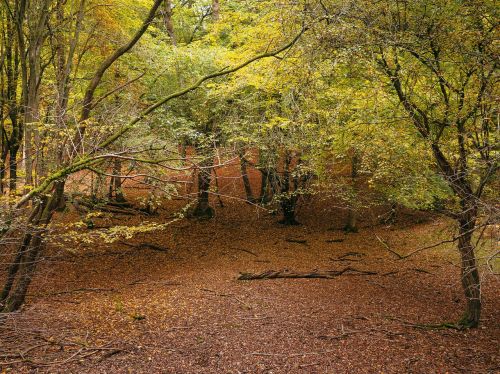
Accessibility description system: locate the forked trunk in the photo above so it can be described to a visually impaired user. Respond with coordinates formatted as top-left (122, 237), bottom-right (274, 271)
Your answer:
top-left (1, 182), bottom-right (63, 313)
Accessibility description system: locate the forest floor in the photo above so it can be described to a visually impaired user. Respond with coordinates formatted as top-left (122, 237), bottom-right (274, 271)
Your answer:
top-left (0, 185), bottom-right (499, 373)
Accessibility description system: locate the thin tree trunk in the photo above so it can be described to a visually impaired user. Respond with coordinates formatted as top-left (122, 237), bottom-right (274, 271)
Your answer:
top-left (239, 151), bottom-right (254, 202)
top-left (279, 152), bottom-right (299, 225)
top-left (259, 170), bottom-right (269, 203)
top-left (345, 153), bottom-right (359, 233)
top-left (212, 167), bottom-right (224, 208)
top-left (8, 145), bottom-right (19, 193)
top-left (0, 146), bottom-right (8, 194)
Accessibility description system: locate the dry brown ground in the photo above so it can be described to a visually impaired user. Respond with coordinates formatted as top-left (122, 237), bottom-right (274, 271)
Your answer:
top-left (0, 186), bottom-right (499, 373)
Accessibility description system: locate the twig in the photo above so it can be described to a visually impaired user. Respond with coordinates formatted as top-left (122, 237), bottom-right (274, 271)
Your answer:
top-left (233, 248), bottom-right (258, 257)
top-left (318, 328), bottom-right (405, 340)
top-left (43, 288), bottom-right (116, 296)
top-left (325, 239), bottom-right (344, 243)
top-left (375, 234), bottom-right (405, 259)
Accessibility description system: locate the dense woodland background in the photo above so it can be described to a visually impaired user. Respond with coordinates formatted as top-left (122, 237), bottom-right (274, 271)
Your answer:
top-left (0, 0), bottom-right (498, 372)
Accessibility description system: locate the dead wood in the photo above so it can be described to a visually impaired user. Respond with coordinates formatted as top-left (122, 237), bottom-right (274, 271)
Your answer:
top-left (237, 267), bottom-right (377, 280)
top-left (75, 198), bottom-right (145, 216)
top-left (331, 252), bottom-right (365, 262)
top-left (285, 238), bottom-right (308, 244)
top-left (385, 316), bottom-right (462, 330)
top-left (381, 268), bottom-right (432, 276)
top-left (45, 288), bottom-right (116, 296)
top-left (119, 241), bottom-right (168, 252)
top-left (326, 239), bottom-right (344, 243)
top-left (200, 288), bottom-right (252, 308)
top-left (375, 234), bottom-right (405, 259)
top-left (233, 248), bottom-right (258, 257)
top-left (318, 328), bottom-right (406, 340)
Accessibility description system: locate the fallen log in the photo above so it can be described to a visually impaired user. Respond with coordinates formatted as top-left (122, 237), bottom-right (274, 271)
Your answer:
top-left (238, 267), bottom-right (377, 280)
top-left (74, 197), bottom-right (147, 216)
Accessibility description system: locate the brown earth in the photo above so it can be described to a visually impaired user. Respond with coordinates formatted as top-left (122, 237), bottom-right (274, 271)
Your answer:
top-left (0, 177), bottom-right (499, 373)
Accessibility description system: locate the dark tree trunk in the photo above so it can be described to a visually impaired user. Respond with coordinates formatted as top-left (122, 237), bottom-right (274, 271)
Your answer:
top-left (239, 152), bottom-right (254, 203)
top-left (54, 179), bottom-right (66, 211)
top-left (0, 202), bottom-right (43, 303)
top-left (8, 145), bottom-right (19, 193)
top-left (1, 182), bottom-right (62, 313)
top-left (192, 156), bottom-right (214, 218)
top-left (279, 152), bottom-right (299, 225)
top-left (0, 147), bottom-right (8, 193)
top-left (344, 153), bottom-right (359, 233)
top-left (280, 199), bottom-right (299, 225)
top-left (259, 170), bottom-right (270, 204)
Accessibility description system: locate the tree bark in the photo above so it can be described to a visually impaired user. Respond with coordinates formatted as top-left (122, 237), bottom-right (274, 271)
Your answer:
top-left (163, 0), bottom-right (176, 45)
top-left (192, 155), bottom-right (214, 218)
top-left (212, 0), bottom-right (220, 21)
top-left (345, 153), bottom-right (359, 233)
top-left (8, 144), bottom-right (19, 193)
top-left (238, 151), bottom-right (254, 202)
top-left (1, 181), bottom-right (62, 313)
top-left (279, 152), bottom-right (299, 225)
top-left (456, 199), bottom-right (481, 328)
top-left (109, 158), bottom-right (126, 202)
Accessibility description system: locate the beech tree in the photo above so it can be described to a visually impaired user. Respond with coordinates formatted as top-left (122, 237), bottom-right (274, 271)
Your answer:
top-left (358, 0), bottom-right (498, 327)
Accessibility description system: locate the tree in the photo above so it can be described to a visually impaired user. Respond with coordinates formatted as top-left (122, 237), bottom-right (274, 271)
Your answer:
top-left (358, 0), bottom-right (498, 327)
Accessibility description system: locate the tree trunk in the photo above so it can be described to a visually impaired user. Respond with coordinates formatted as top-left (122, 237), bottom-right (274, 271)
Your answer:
top-left (212, 0), bottom-right (220, 20)
top-left (259, 170), bottom-right (270, 204)
top-left (279, 152), bottom-right (299, 225)
top-left (8, 145), bottom-right (19, 193)
top-left (1, 182), bottom-right (61, 313)
top-left (192, 156), bottom-right (214, 218)
top-left (212, 167), bottom-right (224, 207)
top-left (456, 204), bottom-right (481, 328)
top-left (163, 0), bottom-right (176, 45)
top-left (344, 153), bottom-right (359, 233)
top-left (0, 147), bottom-right (8, 194)
top-left (0, 205), bottom-right (41, 303)
top-left (109, 158), bottom-right (126, 203)
top-left (280, 199), bottom-right (299, 225)
top-left (239, 151), bottom-right (254, 203)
